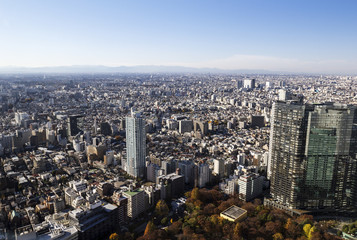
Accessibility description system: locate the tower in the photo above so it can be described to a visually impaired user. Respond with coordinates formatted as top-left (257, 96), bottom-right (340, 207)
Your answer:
top-left (268, 101), bottom-right (357, 215)
top-left (67, 115), bottom-right (83, 136)
top-left (126, 111), bottom-right (146, 179)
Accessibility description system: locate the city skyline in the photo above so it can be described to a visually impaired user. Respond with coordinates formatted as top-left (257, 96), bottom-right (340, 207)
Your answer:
top-left (1, 0), bottom-right (357, 74)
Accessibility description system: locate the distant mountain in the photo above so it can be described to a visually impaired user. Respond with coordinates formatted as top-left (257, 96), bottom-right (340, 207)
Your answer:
top-left (0, 65), bottom-right (287, 74)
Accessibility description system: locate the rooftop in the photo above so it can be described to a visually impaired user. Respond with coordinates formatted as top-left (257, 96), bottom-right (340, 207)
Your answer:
top-left (123, 189), bottom-right (143, 197)
top-left (220, 205), bottom-right (247, 220)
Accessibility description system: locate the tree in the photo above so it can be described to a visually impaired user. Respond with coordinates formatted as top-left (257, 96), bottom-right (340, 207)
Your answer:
top-left (144, 221), bottom-right (156, 236)
top-left (183, 225), bottom-right (194, 237)
top-left (202, 203), bottom-right (215, 215)
top-left (307, 226), bottom-right (316, 240)
top-left (191, 188), bottom-right (200, 201)
top-left (272, 233), bottom-right (284, 240)
top-left (303, 224), bottom-right (312, 238)
top-left (161, 217), bottom-right (168, 225)
top-left (167, 220), bottom-right (182, 236)
top-left (109, 233), bottom-right (119, 240)
top-left (155, 200), bottom-right (169, 217)
top-left (285, 218), bottom-right (293, 230)
top-left (286, 220), bottom-right (302, 239)
top-left (297, 215), bottom-right (313, 225)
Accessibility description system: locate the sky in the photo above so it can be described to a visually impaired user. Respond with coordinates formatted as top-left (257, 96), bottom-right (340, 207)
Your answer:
top-left (0, 0), bottom-right (357, 74)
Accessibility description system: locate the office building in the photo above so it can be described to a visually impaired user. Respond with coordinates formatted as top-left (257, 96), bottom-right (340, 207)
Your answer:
top-left (243, 79), bottom-right (255, 89)
top-left (178, 161), bottom-right (195, 185)
top-left (213, 159), bottom-right (224, 177)
top-left (67, 115), bottom-right (83, 137)
top-left (193, 120), bottom-right (208, 136)
top-left (250, 115), bottom-right (265, 128)
top-left (267, 101), bottom-right (357, 215)
top-left (237, 80), bottom-right (243, 89)
top-left (179, 120), bottom-right (193, 134)
top-left (68, 203), bottom-right (119, 240)
top-left (126, 111), bottom-right (146, 178)
top-left (157, 172), bottom-right (185, 200)
top-left (238, 173), bottom-right (263, 201)
top-left (196, 162), bottom-right (210, 188)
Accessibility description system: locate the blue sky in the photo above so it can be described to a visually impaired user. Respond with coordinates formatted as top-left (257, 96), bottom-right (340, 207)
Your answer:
top-left (0, 0), bottom-right (356, 73)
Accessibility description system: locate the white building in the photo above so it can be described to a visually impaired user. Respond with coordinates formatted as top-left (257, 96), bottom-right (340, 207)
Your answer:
top-left (243, 79), bottom-right (255, 89)
top-left (69, 180), bottom-right (87, 192)
top-left (213, 159), bottom-right (224, 177)
top-left (15, 112), bottom-right (29, 126)
top-left (238, 173), bottom-right (263, 201)
top-left (126, 111), bottom-right (146, 178)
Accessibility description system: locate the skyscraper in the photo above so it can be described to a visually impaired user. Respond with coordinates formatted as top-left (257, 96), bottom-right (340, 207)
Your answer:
top-left (126, 111), bottom-right (146, 178)
top-left (243, 79), bottom-right (255, 89)
top-left (67, 115), bottom-right (83, 136)
top-left (267, 101), bottom-right (357, 215)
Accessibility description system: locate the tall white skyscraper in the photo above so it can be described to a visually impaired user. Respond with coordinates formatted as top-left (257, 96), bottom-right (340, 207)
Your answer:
top-left (126, 111), bottom-right (146, 178)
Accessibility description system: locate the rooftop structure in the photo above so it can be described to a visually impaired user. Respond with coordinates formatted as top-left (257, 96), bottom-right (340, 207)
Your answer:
top-left (220, 205), bottom-right (247, 222)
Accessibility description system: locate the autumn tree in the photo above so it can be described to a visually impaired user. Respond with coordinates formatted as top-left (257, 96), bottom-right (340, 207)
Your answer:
top-left (273, 232), bottom-right (284, 240)
top-left (167, 220), bottom-right (182, 236)
top-left (191, 187), bottom-right (200, 201)
top-left (155, 200), bottom-right (169, 217)
top-left (144, 221), bottom-right (156, 236)
top-left (297, 215), bottom-right (314, 225)
top-left (109, 233), bottom-right (119, 240)
top-left (303, 224), bottom-right (312, 238)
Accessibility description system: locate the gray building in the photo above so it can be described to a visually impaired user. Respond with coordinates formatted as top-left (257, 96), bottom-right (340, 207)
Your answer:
top-left (178, 120), bottom-right (193, 134)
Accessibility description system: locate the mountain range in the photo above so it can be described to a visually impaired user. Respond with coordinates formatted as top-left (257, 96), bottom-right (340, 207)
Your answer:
top-left (0, 65), bottom-right (294, 74)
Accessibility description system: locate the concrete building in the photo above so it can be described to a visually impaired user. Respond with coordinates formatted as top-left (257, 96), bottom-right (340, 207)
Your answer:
top-left (193, 120), bottom-right (208, 136)
top-left (178, 161), bottom-right (195, 186)
top-left (157, 172), bottom-right (184, 200)
top-left (122, 188), bottom-right (146, 220)
top-left (243, 79), bottom-right (255, 89)
top-left (250, 115), bottom-right (265, 128)
top-left (178, 120), bottom-right (193, 134)
top-left (68, 203), bottom-right (119, 240)
top-left (238, 173), bottom-right (263, 201)
top-left (146, 162), bottom-right (162, 182)
top-left (196, 162), bottom-right (210, 188)
top-left (126, 111), bottom-right (146, 179)
top-left (213, 159), bottom-right (224, 177)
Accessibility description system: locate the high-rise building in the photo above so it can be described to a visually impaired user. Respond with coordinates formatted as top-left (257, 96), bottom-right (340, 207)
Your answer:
top-left (126, 111), bottom-right (146, 178)
top-left (123, 187), bottom-right (146, 219)
top-left (267, 101), bottom-right (357, 215)
top-left (179, 120), bottom-right (193, 134)
top-left (213, 159), bottom-right (225, 177)
top-left (196, 162), bottom-right (210, 188)
top-left (237, 80), bottom-right (243, 89)
top-left (67, 115), bottom-right (83, 136)
top-left (177, 160), bottom-right (195, 185)
top-left (238, 173), bottom-right (263, 201)
top-left (243, 79), bottom-right (255, 89)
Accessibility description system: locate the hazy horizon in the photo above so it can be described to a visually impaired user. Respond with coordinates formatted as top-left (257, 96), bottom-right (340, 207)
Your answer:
top-left (1, 0), bottom-right (357, 74)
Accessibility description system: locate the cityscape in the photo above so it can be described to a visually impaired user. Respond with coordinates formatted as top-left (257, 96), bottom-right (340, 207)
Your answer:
top-left (1, 0), bottom-right (357, 240)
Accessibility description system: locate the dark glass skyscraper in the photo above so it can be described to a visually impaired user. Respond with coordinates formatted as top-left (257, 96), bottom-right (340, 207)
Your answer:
top-left (267, 101), bottom-right (357, 215)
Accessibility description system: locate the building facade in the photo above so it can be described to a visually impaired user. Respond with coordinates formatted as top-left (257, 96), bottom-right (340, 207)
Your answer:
top-left (268, 101), bottom-right (357, 215)
top-left (126, 112), bottom-right (146, 179)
